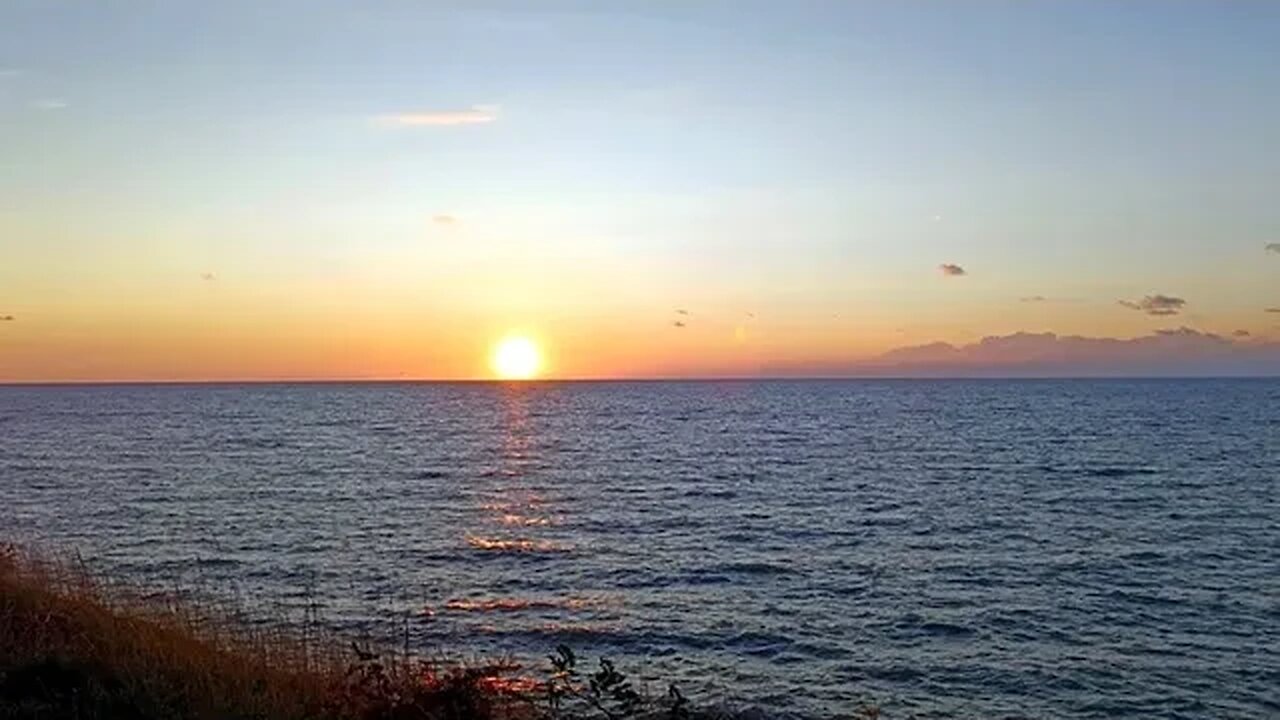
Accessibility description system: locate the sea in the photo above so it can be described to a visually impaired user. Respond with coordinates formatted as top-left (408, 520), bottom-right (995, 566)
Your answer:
top-left (0, 380), bottom-right (1276, 719)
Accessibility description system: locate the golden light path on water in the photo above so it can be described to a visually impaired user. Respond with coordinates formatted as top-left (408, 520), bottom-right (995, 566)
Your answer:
top-left (430, 382), bottom-right (622, 676)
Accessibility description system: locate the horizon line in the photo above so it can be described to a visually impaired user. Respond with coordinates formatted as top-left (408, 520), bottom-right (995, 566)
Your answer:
top-left (2, 374), bottom-right (1279, 388)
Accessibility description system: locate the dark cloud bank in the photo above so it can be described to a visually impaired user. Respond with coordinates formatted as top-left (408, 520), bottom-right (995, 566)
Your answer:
top-left (1118, 294), bottom-right (1186, 316)
top-left (770, 328), bottom-right (1280, 377)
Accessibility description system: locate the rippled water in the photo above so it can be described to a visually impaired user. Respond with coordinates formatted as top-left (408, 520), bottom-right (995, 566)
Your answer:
top-left (1, 380), bottom-right (1277, 718)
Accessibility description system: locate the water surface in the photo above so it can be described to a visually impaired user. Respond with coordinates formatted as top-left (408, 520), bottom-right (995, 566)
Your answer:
top-left (1, 380), bottom-right (1276, 718)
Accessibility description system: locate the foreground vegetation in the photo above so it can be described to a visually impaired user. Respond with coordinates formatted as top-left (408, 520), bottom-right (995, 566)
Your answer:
top-left (0, 544), bottom-right (883, 720)
top-left (0, 544), bottom-right (620, 719)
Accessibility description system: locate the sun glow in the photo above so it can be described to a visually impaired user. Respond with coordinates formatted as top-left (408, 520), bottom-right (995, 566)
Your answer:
top-left (491, 336), bottom-right (542, 380)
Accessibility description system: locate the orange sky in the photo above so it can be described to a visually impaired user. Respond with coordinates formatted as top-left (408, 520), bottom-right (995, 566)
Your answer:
top-left (3, 4), bottom-right (1279, 381)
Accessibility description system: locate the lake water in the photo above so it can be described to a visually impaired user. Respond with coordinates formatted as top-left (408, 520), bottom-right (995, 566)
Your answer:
top-left (1, 380), bottom-right (1276, 718)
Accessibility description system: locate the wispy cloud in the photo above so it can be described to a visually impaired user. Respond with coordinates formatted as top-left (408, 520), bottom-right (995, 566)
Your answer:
top-left (673, 320), bottom-right (687, 328)
top-left (376, 105), bottom-right (498, 127)
top-left (1021, 295), bottom-right (1081, 305)
top-left (675, 309), bottom-right (690, 316)
top-left (1233, 329), bottom-right (1252, 337)
top-left (30, 98), bottom-right (67, 110)
top-left (1118, 294), bottom-right (1186, 316)
top-left (1267, 243), bottom-right (1280, 254)
top-left (939, 263), bottom-right (966, 277)
top-left (1266, 308), bottom-right (1280, 314)
top-left (432, 214), bottom-right (457, 225)
top-left (200, 272), bottom-right (216, 282)
top-left (0, 315), bottom-right (14, 321)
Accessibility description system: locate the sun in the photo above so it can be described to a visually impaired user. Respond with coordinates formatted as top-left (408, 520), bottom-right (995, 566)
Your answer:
top-left (491, 336), bottom-right (542, 380)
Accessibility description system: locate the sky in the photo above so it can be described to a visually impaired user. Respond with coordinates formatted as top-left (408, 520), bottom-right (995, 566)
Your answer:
top-left (2, 1), bottom-right (1279, 381)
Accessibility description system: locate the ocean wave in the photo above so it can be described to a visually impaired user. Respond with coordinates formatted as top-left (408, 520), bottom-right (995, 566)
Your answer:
top-left (440, 596), bottom-right (610, 613)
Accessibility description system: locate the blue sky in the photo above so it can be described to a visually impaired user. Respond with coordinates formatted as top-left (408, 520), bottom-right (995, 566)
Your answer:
top-left (2, 1), bottom-right (1279, 379)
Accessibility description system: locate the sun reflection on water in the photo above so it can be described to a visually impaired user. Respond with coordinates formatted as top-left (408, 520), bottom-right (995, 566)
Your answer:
top-left (447, 384), bottom-right (619, 652)
top-left (465, 536), bottom-right (570, 553)
top-left (468, 385), bottom-right (563, 549)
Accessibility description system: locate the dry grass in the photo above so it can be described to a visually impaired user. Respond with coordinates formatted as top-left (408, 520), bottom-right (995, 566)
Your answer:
top-left (0, 544), bottom-right (526, 720)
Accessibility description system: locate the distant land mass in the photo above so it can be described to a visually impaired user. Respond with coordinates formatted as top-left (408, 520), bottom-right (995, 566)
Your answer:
top-left (770, 328), bottom-right (1280, 378)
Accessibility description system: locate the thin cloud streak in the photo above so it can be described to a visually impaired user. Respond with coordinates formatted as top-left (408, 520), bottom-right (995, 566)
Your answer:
top-left (1266, 243), bottom-right (1280, 254)
top-left (939, 263), bottom-right (966, 277)
top-left (376, 105), bottom-right (498, 127)
top-left (1018, 296), bottom-right (1079, 304)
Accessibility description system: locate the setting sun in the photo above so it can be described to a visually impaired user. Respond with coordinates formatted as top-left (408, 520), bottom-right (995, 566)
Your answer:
top-left (490, 336), bottom-right (542, 380)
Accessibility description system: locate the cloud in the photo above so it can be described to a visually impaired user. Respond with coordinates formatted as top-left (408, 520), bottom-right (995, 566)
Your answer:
top-left (1266, 243), bottom-right (1280, 254)
top-left (432, 214), bottom-right (457, 225)
top-left (673, 320), bottom-right (687, 328)
top-left (376, 105), bottom-right (498, 127)
top-left (1233, 329), bottom-right (1251, 337)
top-left (1118, 294), bottom-right (1186, 316)
top-left (675, 309), bottom-right (690, 316)
top-left (0, 315), bottom-right (13, 321)
top-left (30, 98), bottom-right (67, 110)
top-left (200, 272), bottom-right (216, 281)
top-left (771, 328), bottom-right (1280, 377)
top-left (1019, 296), bottom-right (1081, 304)
top-left (1266, 308), bottom-right (1280, 314)
top-left (939, 263), bottom-right (966, 277)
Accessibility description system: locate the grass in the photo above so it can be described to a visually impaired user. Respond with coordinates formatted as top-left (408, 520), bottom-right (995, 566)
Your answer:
top-left (0, 544), bottom-right (532, 720)
top-left (0, 544), bottom-right (883, 720)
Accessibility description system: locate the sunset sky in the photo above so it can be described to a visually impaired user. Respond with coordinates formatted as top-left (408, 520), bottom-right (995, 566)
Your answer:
top-left (2, 2), bottom-right (1279, 380)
